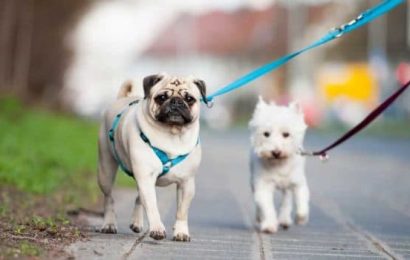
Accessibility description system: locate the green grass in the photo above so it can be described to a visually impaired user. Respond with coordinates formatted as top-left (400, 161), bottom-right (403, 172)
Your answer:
top-left (4, 241), bottom-right (41, 257)
top-left (0, 96), bottom-right (134, 199)
top-left (0, 96), bottom-right (135, 258)
top-left (0, 97), bottom-right (99, 196)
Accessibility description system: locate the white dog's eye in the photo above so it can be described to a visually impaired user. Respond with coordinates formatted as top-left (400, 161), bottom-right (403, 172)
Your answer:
top-left (282, 132), bottom-right (290, 138)
top-left (263, 132), bottom-right (270, 137)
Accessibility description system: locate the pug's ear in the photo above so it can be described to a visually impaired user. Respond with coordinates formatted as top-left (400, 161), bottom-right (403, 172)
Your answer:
top-left (143, 74), bottom-right (164, 98)
top-left (194, 79), bottom-right (207, 104)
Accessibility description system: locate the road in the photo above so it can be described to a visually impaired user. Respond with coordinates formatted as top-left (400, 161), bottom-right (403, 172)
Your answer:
top-left (66, 129), bottom-right (410, 259)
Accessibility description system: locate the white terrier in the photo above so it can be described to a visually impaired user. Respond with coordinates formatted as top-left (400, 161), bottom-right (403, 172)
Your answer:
top-left (249, 97), bottom-right (309, 233)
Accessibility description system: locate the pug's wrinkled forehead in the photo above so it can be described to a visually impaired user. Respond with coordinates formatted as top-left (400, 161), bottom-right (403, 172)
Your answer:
top-left (143, 74), bottom-right (207, 102)
top-left (159, 77), bottom-right (195, 96)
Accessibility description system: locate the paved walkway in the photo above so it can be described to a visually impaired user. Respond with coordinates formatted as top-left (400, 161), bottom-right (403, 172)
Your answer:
top-left (67, 130), bottom-right (410, 259)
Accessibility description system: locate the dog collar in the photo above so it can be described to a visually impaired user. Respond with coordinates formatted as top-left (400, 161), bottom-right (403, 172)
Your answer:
top-left (108, 99), bottom-right (198, 179)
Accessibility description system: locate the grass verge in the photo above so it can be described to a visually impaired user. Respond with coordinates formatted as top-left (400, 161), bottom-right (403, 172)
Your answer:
top-left (0, 96), bottom-right (134, 258)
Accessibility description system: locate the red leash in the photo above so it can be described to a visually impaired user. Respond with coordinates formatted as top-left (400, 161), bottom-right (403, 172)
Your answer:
top-left (302, 80), bottom-right (410, 160)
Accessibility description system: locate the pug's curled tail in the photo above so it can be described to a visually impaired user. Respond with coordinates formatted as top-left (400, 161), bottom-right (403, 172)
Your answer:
top-left (117, 80), bottom-right (134, 99)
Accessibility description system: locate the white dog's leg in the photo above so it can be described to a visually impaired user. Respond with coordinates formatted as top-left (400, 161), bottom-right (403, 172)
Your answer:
top-left (129, 194), bottom-right (144, 233)
top-left (254, 181), bottom-right (278, 233)
top-left (278, 189), bottom-right (293, 229)
top-left (173, 178), bottom-right (195, 242)
top-left (136, 176), bottom-right (166, 240)
top-left (294, 183), bottom-right (309, 225)
top-left (97, 137), bottom-right (119, 234)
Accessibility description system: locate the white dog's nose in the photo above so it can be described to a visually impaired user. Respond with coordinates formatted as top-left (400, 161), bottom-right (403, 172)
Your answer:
top-left (271, 150), bottom-right (281, 159)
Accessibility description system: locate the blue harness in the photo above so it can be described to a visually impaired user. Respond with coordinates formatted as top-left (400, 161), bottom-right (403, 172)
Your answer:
top-left (108, 100), bottom-right (195, 179)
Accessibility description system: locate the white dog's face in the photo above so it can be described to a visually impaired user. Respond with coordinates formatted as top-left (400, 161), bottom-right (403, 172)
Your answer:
top-left (143, 74), bottom-right (206, 127)
top-left (249, 97), bottom-right (307, 161)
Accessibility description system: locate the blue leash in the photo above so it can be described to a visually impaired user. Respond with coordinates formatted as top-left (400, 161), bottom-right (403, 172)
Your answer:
top-left (204, 0), bottom-right (404, 103)
top-left (108, 100), bottom-right (196, 178)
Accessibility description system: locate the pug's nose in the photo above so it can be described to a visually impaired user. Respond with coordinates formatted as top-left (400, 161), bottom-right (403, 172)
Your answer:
top-left (170, 97), bottom-right (184, 109)
top-left (271, 150), bottom-right (281, 159)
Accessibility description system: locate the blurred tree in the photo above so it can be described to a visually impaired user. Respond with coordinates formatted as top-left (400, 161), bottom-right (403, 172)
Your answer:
top-left (0, 0), bottom-right (92, 107)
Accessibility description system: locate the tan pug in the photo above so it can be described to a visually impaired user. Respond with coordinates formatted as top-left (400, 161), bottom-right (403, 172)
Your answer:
top-left (97, 73), bottom-right (207, 241)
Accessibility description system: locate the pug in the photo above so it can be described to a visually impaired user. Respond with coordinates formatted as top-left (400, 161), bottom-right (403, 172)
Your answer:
top-left (97, 73), bottom-right (207, 241)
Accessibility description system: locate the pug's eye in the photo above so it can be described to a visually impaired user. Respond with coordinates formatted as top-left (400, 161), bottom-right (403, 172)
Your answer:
top-left (282, 132), bottom-right (290, 138)
top-left (184, 95), bottom-right (196, 105)
top-left (263, 132), bottom-right (270, 138)
top-left (154, 94), bottom-right (168, 104)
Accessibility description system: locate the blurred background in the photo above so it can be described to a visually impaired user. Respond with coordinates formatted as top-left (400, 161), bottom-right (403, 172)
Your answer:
top-left (0, 1), bottom-right (409, 257)
top-left (0, 0), bottom-right (409, 128)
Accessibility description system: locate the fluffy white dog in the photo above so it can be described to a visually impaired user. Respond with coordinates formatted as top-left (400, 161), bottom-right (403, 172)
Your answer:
top-left (249, 97), bottom-right (309, 233)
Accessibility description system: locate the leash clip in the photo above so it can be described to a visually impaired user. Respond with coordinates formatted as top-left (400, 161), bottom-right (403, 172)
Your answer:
top-left (205, 100), bottom-right (214, 108)
top-left (318, 152), bottom-right (329, 163)
top-left (330, 12), bottom-right (365, 39)
top-left (298, 149), bottom-right (313, 157)
top-left (330, 27), bottom-right (344, 38)
top-left (348, 12), bottom-right (365, 25)
top-left (299, 149), bottom-right (330, 163)
top-left (332, 11), bottom-right (366, 39)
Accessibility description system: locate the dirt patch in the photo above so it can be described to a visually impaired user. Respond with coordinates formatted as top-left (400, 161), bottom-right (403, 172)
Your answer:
top-left (0, 186), bottom-right (101, 259)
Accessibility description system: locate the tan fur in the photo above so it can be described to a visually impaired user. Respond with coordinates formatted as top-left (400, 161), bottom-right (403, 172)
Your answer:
top-left (98, 74), bottom-right (203, 242)
top-left (117, 80), bottom-right (133, 99)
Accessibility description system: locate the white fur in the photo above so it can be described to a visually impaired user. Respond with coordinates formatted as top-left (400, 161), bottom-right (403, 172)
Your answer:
top-left (249, 97), bottom-right (310, 233)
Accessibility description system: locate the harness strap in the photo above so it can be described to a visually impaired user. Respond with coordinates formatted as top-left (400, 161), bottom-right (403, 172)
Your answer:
top-left (108, 100), bottom-right (195, 178)
top-left (139, 132), bottom-right (191, 178)
top-left (108, 100), bottom-right (139, 177)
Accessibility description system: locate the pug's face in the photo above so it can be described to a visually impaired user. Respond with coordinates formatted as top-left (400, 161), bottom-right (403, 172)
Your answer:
top-left (143, 74), bottom-right (207, 127)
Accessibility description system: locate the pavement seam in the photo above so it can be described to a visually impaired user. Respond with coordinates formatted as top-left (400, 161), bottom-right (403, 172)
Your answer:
top-left (230, 185), bottom-right (269, 260)
top-left (122, 230), bottom-right (149, 260)
top-left (346, 223), bottom-right (403, 260)
top-left (313, 192), bottom-right (403, 260)
top-left (226, 174), bottom-right (267, 260)
top-left (256, 232), bottom-right (266, 260)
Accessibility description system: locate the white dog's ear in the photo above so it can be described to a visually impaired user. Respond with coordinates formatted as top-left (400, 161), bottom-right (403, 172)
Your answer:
top-left (257, 96), bottom-right (277, 106)
top-left (250, 96), bottom-right (267, 129)
top-left (289, 101), bottom-right (303, 114)
top-left (256, 96), bottom-right (269, 109)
